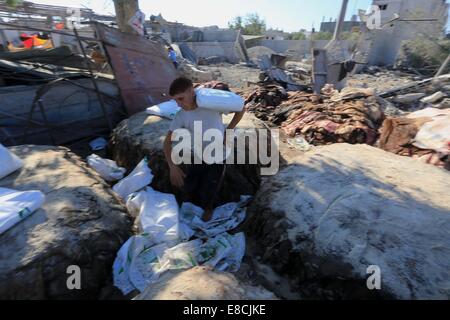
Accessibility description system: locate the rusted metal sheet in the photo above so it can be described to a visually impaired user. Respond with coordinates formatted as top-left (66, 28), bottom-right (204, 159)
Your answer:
top-left (94, 23), bottom-right (177, 115)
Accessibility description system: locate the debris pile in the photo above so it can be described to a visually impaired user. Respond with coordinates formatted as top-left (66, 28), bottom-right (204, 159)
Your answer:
top-left (242, 84), bottom-right (384, 146)
top-left (195, 80), bottom-right (230, 91)
top-left (281, 87), bottom-right (383, 145)
top-left (177, 57), bottom-right (214, 83)
top-left (241, 84), bottom-right (288, 123)
top-left (257, 54), bottom-right (310, 91)
top-left (378, 108), bottom-right (450, 170)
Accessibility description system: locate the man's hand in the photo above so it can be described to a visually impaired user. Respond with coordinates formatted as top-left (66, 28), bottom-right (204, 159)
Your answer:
top-left (169, 165), bottom-right (186, 188)
top-left (226, 110), bottom-right (245, 130)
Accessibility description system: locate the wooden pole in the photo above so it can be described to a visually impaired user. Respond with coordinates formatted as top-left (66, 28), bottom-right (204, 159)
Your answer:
top-left (113, 0), bottom-right (139, 34)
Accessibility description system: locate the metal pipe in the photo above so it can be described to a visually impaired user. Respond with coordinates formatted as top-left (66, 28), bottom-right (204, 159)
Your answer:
top-left (73, 26), bottom-right (113, 131)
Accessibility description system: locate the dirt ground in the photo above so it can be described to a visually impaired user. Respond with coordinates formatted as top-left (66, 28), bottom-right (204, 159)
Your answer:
top-left (200, 63), bottom-right (261, 89)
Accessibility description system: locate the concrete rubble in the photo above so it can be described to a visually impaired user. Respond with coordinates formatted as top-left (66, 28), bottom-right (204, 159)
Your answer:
top-left (244, 143), bottom-right (450, 299)
top-left (134, 266), bottom-right (277, 300)
top-left (0, 145), bottom-right (131, 299)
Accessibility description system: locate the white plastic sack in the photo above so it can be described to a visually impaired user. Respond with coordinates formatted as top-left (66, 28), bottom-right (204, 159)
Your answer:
top-left (113, 234), bottom-right (176, 294)
top-left (126, 187), bottom-right (180, 241)
top-left (200, 232), bottom-right (245, 272)
top-left (113, 158), bottom-right (153, 200)
top-left (113, 232), bottom-right (245, 294)
top-left (146, 99), bottom-right (181, 120)
top-left (180, 195), bottom-right (251, 238)
top-left (0, 144), bottom-right (23, 180)
top-left (196, 88), bottom-right (244, 113)
top-left (413, 116), bottom-right (450, 155)
top-left (0, 187), bottom-right (45, 234)
top-left (87, 154), bottom-right (126, 182)
top-left (157, 239), bottom-right (203, 271)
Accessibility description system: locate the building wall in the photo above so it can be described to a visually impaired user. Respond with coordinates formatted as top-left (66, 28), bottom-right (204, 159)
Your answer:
top-left (320, 21), bottom-right (362, 33)
top-left (257, 39), bottom-right (354, 59)
top-left (367, 0), bottom-right (449, 66)
top-left (201, 30), bottom-right (239, 42)
top-left (182, 42), bottom-right (242, 63)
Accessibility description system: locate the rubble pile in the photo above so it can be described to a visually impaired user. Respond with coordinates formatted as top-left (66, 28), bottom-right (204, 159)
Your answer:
top-left (242, 84), bottom-right (385, 146)
top-left (177, 57), bottom-right (214, 83)
top-left (281, 88), bottom-right (383, 145)
top-left (378, 108), bottom-right (450, 170)
top-left (240, 84), bottom-right (288, 123)
top-left (348, 67), bottom-right (418, 92)
top-left (385, 75), bottom-right (450, 112)
top-left (194, 80), bottom-right (230, 91)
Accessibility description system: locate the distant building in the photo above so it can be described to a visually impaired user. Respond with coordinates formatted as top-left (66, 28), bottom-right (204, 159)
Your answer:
top-left (320, 15), bottom-right (362, 33)
top-left (264, 29), bottom-right (289, 40)
top-left (146, 14), bottom-right (233, 43)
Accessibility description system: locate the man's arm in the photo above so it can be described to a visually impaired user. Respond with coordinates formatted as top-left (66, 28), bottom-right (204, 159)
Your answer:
top-left (226, 109), bottom-right (245, 130)
top-left (164, 131), bottom-right (185, 187)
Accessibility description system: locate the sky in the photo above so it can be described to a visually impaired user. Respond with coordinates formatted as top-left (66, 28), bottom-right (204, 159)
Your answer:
top-left (29, 0), bottom-right (450, 32)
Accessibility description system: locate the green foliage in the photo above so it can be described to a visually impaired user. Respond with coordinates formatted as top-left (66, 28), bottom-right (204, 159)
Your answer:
top-left (288, 31), bottom-right (307, 40)
top-left (5, 0), bottom-right (22, 7)
top-left (228, 16), bottom-right (244, 31)
top-left (399, 37), bottom-right (450, 74)
top-left (340, 31), bottom-right (361, 42)
top-left (228, 13), bottom-right (266, 35)
top-left (311, 31), bottom-right (333, 40)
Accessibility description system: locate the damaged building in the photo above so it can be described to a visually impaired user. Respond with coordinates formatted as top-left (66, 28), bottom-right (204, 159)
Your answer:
top-left (358, 0), bottom-right (449, 66)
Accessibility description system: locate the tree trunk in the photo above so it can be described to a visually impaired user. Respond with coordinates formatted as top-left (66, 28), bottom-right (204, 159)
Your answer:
top-left (113, 0), bottom-right (139, 34)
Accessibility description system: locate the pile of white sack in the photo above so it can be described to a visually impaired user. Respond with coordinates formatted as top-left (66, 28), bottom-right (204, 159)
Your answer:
top-left (0, 144), bottom-right (46, 235)
top-left (104, 157), bottom-right (249, 295)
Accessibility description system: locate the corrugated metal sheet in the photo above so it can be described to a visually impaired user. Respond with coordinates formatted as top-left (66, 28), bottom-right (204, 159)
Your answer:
top-left (94, 23), bottom-right (177, 115)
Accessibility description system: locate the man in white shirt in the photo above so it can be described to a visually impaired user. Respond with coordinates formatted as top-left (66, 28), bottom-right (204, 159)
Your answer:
top-left (163, 77), bottom-right (245, 221)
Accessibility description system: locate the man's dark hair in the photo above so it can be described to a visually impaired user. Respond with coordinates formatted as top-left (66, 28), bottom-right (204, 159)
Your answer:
top-left (169, 77), bottom-right (193, 96)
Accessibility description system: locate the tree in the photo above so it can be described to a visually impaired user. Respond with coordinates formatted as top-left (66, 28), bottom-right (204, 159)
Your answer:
top-left (5, 0), bottom-right (22, 6)
top-left (288, 31), bottom-right (307, 40)
top-left (228, 16), bottom-right (244, 30)
top-left (312, 31), bottom-right (333, 40)
top-left (228, 13), bottom-right (266, 35)
top-left (340, 31), bottom-right (361, 42)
